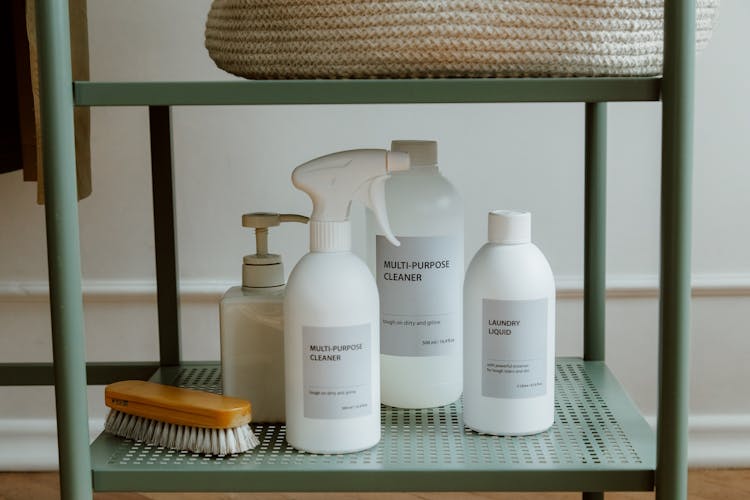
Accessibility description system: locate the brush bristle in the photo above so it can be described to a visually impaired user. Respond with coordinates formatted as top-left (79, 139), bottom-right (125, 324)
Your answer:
top-left (104, 409), bottom-right (260, 455)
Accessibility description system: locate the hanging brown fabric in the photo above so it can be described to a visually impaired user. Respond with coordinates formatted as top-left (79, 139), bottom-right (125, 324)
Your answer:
top-left (1, 0), bottom-right (27, 175)
top-left (2, 0), bottom-right (91, 203)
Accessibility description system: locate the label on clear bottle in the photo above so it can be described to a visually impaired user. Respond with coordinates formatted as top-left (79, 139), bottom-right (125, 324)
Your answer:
top-left (481, 298), bottom-right (548, 399)
top-left (302, 324), bottom-right (372, 419)
top-left (377, 235), bottom-right (461, 357)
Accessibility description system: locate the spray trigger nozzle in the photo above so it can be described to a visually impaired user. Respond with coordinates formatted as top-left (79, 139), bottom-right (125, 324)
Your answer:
top-left (356, 175), bottom-right (400, 247)
top-left (292, 149), bottom-right (409, 251)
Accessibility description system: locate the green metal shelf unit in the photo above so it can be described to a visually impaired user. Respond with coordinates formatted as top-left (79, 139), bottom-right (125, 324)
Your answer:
top-left (4, 0), bottom-right (696, 498)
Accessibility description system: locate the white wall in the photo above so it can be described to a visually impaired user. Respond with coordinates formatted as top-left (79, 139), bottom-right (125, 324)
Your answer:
top-left (1, 0), bottom-right (749, 469)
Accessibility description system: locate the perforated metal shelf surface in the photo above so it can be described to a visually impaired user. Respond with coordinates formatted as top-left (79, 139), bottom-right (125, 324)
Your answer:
top-left (90, 358), bottom-right (655, 492)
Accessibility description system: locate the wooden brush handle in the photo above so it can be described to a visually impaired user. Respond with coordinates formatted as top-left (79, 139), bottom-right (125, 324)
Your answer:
top-left (105, 380), bottom-right (252, 429)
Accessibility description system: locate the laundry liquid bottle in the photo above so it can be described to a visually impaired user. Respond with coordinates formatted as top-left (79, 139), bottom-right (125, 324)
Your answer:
top-left (463, 210), bottom-right (556, 435)
top-left (285, 148), bottom-right (409, 453)
top-left (369, 140), bottom-right (463, 408)
top-left (219, 212), bottom-right (308, 423)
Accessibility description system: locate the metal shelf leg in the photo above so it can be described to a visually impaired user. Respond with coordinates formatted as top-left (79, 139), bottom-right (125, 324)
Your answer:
top-left (35, 0), bottom-right (92, 498)
top-left (148, 106), bottom-right (182, 366)
top-left (584, 102), bottom-right (607, 363)
top-left (582, 101), bottom-right (607, 500)
top-left (658, 1), bottom-right (696, 499)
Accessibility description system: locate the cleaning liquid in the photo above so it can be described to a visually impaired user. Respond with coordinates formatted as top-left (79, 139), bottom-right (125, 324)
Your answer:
top-left (220, 212), bottom-right (308, 422)
top-left (369, 140), bottom-right (463, 408)
top-left (285, 148), bottom-right (409, 453)
top-left (463, 210), bottom-right (555, 435)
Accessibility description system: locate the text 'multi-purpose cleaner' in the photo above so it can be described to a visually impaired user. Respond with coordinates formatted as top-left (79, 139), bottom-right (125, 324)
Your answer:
top-left (284, 149), bottom-right (409, 453)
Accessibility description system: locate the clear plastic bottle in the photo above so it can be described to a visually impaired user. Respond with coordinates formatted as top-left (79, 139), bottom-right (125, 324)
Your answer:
top-left (219, 213), bottom-right (307, 423)
top-left (369, 140), bottom-right (464, 408)
top-left (463, 210), bottom-right (555, 435)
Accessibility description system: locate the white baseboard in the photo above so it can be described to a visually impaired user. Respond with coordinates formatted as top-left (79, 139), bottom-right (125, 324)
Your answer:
top-left (1, 273), bottom-right (750, 303)
top-left (1, 415), bottom-right (747, 471)
top-left (0, 419), bottom-right (103, 471)
top-left (645, 414), bottom-right (750, 468)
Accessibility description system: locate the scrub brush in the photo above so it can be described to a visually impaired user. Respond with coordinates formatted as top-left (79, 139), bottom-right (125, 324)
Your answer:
top-left (104, 380), bottom-right (259, 455)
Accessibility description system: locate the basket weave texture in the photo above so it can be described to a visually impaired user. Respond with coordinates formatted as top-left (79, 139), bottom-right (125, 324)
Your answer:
top-left (205, 0), bottom-right (719, 79)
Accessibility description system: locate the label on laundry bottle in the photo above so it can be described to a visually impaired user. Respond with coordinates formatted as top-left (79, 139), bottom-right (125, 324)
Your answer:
top-left (302, 324), bottom-right (372, 419)
top-left (377, 235), bottom-right (461, 357)
top-left (481, 298), bottom-right (548, 399)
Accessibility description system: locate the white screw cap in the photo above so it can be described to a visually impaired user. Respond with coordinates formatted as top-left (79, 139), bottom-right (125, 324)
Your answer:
top-left (391, 140), bottom-right (437, 167)
top-left (488, 210), bottom-right (531, 244)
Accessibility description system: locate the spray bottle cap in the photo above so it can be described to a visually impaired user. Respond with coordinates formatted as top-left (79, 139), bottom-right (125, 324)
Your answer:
top-left (241, 212), bottom-right (309, 287)
top-left (292, 149), bottom-right (410, 252)
top-left (488, 210), bottom-right (531, 244)
top-left (391, 140), bottom-right (437, 168)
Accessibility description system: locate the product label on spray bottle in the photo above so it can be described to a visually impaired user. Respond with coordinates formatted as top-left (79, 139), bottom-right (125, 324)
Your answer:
top-left (302, 324), bottom-right (372, 419)
top-left (377, 235), bottom-right (461, 357)
top-left (481, 298), bottom-right (548, 399)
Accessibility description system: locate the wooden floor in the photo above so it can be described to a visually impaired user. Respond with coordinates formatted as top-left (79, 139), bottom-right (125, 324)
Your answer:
top-left (0, 470), bottom-right (748, 500)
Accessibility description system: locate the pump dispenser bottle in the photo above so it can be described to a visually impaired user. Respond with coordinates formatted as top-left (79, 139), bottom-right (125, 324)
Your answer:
top-left (285, 149), bottom-right (409, 454)
top-left (463, 210), bottom-right (555, 435)
top-left (369, 140), bottom-right (464, 408)
top-left (220, 212), bottom-right (308, 423)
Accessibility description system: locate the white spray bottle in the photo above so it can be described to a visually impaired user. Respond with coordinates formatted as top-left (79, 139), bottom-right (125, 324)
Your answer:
top-left (285, 149), bottom-right (409, 454)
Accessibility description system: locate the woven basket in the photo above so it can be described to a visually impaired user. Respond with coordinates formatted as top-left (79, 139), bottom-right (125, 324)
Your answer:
top-left (205, 0), bottom-right (719, 79)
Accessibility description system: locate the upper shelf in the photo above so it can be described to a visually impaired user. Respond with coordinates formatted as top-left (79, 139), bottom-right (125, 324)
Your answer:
top-left (73, 78), bottom-right (661, 107)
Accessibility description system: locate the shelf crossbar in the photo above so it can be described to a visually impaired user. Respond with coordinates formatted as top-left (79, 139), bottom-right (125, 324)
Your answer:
top-left (73, 78), bottom-right (662, 107)
top-left (0, 362), bottom-right (160, 386)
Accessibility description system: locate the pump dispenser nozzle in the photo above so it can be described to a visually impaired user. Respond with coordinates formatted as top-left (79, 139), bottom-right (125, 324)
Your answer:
top-left (241, 212), bottom-right (309, 288)
top-left (292, 149), bottom-right (409, 252)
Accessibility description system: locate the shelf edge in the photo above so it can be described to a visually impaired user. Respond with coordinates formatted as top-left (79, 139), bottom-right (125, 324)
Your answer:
top-left (73, 79), bottom-right (662, 107)
top-left (90, 358), bottom-right (655, 492)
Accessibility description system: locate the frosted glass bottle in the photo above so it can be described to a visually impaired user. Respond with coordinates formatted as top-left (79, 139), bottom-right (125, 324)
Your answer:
top-left (220, 286), bottom-right (285, 422)
top-left (369, 140), bottom-right (464, 408)
top-left (463, 210), bottom-right (555, 435)
top-left (220, 213), bottom-right (307, 423)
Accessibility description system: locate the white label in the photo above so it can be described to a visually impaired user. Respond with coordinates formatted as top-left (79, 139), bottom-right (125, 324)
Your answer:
top-left (377, 235), bottom-right (461, 357)
top-left (302, 324), bottom-right (372, 419)
top-left (482, 298), bottom-right (548, 399)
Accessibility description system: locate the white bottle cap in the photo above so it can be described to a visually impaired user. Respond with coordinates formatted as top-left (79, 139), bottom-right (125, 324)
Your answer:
top-left (488, 210), bottom-right (531, 244)
top-left (309, 220), bottom-right (352, 252)
top-left (391, 140), bottom-right (437, 168)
